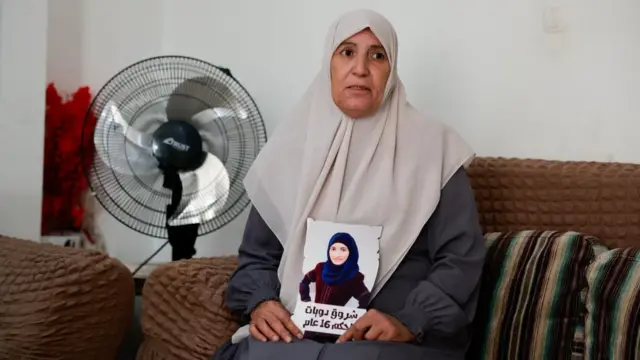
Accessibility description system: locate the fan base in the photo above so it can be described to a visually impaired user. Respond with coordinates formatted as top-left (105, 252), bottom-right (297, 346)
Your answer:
top-left (168, 223), bottom-right (198, 261)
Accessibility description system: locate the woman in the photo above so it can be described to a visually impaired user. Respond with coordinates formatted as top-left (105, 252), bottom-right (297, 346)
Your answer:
top-left (299, 232), bottom-right (370, 308)
top-left (214, 9), bottom-right (486, 360)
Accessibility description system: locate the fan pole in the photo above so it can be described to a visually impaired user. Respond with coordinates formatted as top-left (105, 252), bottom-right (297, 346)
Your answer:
top-left (163, 166), bottom-right (199, 260)
top-left (167, 224), bottom-right (198, 260)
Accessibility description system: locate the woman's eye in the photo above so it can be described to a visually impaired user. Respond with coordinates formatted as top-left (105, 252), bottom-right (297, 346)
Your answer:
top-left (371, 52), bottom-right (386, 60)
top-left (340, 49), bottom-right (354, 57)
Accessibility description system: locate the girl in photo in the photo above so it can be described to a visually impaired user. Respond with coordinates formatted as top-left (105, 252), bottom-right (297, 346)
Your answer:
top-left (299, 232), bottom-right (370, 308)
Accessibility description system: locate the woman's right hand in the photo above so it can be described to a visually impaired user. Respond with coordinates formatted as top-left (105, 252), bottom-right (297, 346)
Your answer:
top-left (249, 300), bottom-right (303, 343)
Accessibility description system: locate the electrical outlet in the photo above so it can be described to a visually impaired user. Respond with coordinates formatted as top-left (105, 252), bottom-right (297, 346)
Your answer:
top-left (41, 233), bottom-right (82, 247)
top-left (542, 6), bottom-right (567, 33)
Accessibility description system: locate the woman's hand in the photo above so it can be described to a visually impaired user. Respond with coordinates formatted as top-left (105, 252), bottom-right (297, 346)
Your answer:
top-left (336, 309), bottom-right (415, 343)
top-left (249, 300), bottom-right (304, 343)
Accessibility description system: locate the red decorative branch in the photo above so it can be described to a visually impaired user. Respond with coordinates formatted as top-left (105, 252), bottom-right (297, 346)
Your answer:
top-left (41, 83), bottom-right (97, 235)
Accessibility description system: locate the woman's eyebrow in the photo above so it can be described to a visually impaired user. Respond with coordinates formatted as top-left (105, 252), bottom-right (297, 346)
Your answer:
top-left (337, 41), bottom-right (356, 48)
top-left (337, 42), bottom-right (385, 52)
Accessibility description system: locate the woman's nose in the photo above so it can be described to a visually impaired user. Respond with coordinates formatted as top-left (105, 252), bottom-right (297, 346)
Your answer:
top-left (352, 56), bottom-right (370, 77)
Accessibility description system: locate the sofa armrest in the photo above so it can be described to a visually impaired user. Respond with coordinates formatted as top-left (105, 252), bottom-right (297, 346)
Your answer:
top-left (0, 236), bottom-right (134, 360)
top-left (139, 256), bottom-right (240, 360)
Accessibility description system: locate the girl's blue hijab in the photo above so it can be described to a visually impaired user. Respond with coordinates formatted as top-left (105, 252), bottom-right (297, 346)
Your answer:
top-left (321, 232), bottom-right (360, 286)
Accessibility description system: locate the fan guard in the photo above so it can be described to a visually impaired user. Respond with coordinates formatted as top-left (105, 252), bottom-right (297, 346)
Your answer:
top-left (81, 56), bottom-right (267, 239)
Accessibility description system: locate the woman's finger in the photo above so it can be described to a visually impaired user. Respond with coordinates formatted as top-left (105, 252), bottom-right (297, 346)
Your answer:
top-left (256, 318), bottom-right (280, 342)
top-left (336, 326), bottom-right (354, 343)
top-left (283, 317), bottom-right (304, 339)
top-left (350, 320), bottom-right (370, 341)
top-left (249, 323), bottom-right (267, 342)
top-left (272, 307), bottom-right (303, 339)
top-left (337, 315), bottom-right (371, 343)
top-left (265, 314), bottom-right (293, 342)
top-left (363, 323), bottom-right (384, 341)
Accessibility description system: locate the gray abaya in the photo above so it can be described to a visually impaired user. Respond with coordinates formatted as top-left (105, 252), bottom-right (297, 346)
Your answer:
top-left (212, 167), bottom-right (486, 360)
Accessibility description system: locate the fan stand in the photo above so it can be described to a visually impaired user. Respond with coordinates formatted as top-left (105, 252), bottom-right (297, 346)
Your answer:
top-left (167, 223), bottom-right (199, 260)
top-left (163, 167), bottom-right (199, 261)
top-left (153, 119), bottom-right (206, 261)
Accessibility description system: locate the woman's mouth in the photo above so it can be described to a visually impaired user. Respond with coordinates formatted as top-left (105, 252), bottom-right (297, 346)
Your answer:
top-left (347, 85), bottom-right (370, 92)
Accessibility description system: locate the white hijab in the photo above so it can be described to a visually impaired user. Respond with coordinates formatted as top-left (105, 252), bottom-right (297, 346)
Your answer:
top-left (243, 9), bottom-right (474, 313)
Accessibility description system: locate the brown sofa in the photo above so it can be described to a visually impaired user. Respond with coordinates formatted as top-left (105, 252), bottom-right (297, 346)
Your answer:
top-left (0, 236), bottom-right (134, 360)
top-left (136, 157), bottom-right (640, 360)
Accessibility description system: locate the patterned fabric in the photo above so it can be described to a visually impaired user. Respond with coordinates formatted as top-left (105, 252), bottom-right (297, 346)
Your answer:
top-left (467, 230), bottom-right (606, 360)
top-left (584, 248), bottom-right (640, 360)
top-left (467, 157), bottom-right (640, 250)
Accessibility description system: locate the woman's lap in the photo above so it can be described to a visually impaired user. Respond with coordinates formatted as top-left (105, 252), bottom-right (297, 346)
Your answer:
top-left (221, 337), bottom-right (462, 360)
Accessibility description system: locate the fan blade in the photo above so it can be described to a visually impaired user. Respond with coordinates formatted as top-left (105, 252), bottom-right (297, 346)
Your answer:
top-left (110, 101), bottom-right (160, 149)
top-left (190, 107), bottom-right (239, 156)
top-left (94, 101), bottom-right (159, 175)
top-left (97, 101), bottom-right (154, 150)
top-left (166, 152), bottom-right (230, 226)
top-left (191, 107), bottom-right (246, 126)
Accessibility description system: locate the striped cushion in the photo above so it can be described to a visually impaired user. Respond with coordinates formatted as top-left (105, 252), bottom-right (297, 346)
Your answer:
top-left (467, 230), bottom-right (606, 360)
top-left (585, 248), bottom-right (640, 359)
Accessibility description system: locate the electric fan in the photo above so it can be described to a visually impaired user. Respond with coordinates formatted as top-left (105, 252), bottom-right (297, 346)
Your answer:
top-left (81, 56), bottom-right (267, 268)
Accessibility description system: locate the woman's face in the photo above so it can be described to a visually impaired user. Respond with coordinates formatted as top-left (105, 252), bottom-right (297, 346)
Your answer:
top-left (330, 28), bottom-right (390, 119)
top-left (329, 243), bottom-right (350, 265)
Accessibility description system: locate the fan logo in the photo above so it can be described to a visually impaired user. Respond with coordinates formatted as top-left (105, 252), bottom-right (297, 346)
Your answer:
top-left (163, 138), bottom-right (190, 152)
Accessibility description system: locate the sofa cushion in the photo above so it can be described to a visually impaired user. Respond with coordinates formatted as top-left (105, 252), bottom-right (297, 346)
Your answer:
top-left (585, 248), bottom-right (640, 359)
top-left (467, 230), bottom-right (606, 360)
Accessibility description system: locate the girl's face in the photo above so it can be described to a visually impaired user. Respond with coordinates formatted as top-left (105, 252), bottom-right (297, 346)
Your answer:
top-left (329, 243), bottom-right (350, 265)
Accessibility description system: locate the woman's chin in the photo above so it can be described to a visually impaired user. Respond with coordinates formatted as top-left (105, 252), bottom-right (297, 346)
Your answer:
top-left (339, 102), bottom-right (376, 119)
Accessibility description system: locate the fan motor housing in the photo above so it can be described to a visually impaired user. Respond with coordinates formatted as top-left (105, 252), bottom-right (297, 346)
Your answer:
top-left (152, 120), bottom-right (204, 171)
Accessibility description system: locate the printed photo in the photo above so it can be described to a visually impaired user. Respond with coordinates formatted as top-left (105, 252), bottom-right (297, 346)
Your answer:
top-left (292, 218), bottom-right (382, 336)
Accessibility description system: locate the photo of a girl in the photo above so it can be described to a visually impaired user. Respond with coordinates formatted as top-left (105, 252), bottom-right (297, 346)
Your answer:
top-left (299, 232), bottom-right (371, 309)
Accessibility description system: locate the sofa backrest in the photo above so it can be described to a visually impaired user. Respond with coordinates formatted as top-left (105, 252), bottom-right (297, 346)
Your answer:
top-left (467, 157), bottom-right (640, 249)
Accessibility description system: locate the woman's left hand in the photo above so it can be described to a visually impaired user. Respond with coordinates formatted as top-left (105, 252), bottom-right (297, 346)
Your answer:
top-left (336, 309), bottom-right (415, 343)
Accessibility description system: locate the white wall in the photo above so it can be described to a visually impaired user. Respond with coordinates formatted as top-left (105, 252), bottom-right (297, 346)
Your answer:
top-left (0, 0), bottom-right (48, 241)
top-left (42, 0), bottom-right (640, 263)
top-left (47, 0), bottom-right (172, 262)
